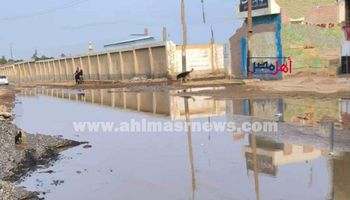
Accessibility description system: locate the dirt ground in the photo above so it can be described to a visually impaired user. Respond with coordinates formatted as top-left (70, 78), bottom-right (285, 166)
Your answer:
top-left (18, 76), bottom-right (240, 90)
top-left (0, 86), bottom-right (15, 111)
top-left (0, 86), bottom-right (84, 200)
top-left (249, 76), bottom-right (350, 95)
top-left (180, 76), bottom-right (350, 99)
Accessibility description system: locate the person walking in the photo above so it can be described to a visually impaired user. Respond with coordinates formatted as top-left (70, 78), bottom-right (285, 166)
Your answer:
top-left (74, 67), bottom-right (80, 84)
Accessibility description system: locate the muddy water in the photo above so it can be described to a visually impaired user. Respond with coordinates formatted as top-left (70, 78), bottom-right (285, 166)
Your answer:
top-left (14, 88), bottom-right (350, 200)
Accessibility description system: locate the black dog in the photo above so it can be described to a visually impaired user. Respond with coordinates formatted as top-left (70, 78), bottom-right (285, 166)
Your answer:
top-left (177, 68), bottom-right (194, 81)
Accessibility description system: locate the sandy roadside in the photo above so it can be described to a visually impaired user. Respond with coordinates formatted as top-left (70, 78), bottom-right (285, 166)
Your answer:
top-left (17, 77), bottom-right (242, 91)
top-left (0, 86), bottom-right (84, 200)
top-left (169, 77), bottom-right (350, 99)
top-left (248, 76), bottom-right (350, 95)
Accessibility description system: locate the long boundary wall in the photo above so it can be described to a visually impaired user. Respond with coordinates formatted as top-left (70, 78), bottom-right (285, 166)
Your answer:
top-left (0, 42), bottom-right (170, 83)
top-left (0, 41), bottom-right (225, 83)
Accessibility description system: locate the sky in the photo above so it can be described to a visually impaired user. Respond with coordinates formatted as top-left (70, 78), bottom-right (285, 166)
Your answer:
top-left (0, 0), bottom-right (242, 60)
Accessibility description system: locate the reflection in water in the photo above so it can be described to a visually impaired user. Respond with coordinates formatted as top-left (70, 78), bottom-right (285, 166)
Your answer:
top-left (333, 152), bottom-right (350, 200)
top-left (242, 135), bottom-right (350, 200)
top-left (248, 99), bottom-right (260, 200)
top-left (340, 99), bottom-right (350, 129)
top-left (227, 98), bottom-right (349, 132)
top-left (19, 87), bottom-right (225, 121)
top-left (226, 97), bottom-right (350, 200)
top-left (16, 87), bottom-right (350, 200)
top-left (184, 96), bottom-right (196, 200)
top-left (20, 88), bottom-right (349, 131)
top-left (243, 137), bottom-right (322, 175)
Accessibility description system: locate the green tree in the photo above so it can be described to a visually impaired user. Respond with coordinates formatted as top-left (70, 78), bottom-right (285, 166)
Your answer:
top-left (0, 56), bottom-right (7, 64)
top-left (40, 55), bottom-right (54, 60)
top-left (31, 50), bottom-right (39, 61)
top-left (31, 50), bottom-right (53, 61)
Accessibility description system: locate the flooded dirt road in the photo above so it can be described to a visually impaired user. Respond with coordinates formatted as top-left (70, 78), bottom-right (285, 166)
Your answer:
top-left (14, 87), bottom-right (350, 200)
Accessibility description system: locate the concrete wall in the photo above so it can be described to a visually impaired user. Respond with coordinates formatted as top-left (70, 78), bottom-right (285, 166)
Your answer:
top-left (0, 43), bottom-right (170, 83)
top-left (0, 40), bottom-right (226, 83)
top-left (171, 44), bottom-right (225, 78)
top-left (229, 14), bottom-right (283, 79)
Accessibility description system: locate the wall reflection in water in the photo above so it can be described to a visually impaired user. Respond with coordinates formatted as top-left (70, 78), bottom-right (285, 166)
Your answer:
top-left (19, 87), bottom-right (226, 121)
top-left (226, 98), bottom-right (350, 130)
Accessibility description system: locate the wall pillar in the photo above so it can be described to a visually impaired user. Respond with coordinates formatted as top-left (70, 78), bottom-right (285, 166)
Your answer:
top-left (148, 47), bottom-right (155, 78)
top-left (39, 62), bottom-right (44, 81)
top-left (48, 61), bottom-right (53, 81)
top-left (79, 57), bottom-right (85, 80)
top-left (97, 55), bottom-right (102, 80)
top-left (119, 52), bottom-right (125, 80)
top-left (133, 49), bottom-right (139, 77)
top-left (58, 60), bottom-right (63, 81)
top-left (88, 55), bottom-right (93, 80)
top-left (8, 67), bottom-right (12, 81)
top-left (72, 58), bottom-right (77, 70)
top-left (32, 63), bottom-right (37, 81)
top-left (39, 62), bottom-right (43, 81)
top-left (27, 63), bottom-right (33, 82)
top-left (20, 63), bottom-right (26, 82)
top-left (43, 62), bottom-right (48, 81)
top-left (49, 61), bottom-right (54, 80)
top-left (64, 58), bottom-right (69, 80)
top-left (51, 61), bottom-right (56, 81)
top-left (107, 52), bottom-right (114, 80)
top-left (19, 64), bottom-right (24, 83)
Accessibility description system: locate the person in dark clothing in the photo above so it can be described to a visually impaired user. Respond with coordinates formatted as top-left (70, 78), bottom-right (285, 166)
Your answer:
top-left (15, 130), bottom-right (23, 144)
top-left (78, 69), bottom-right (84, 84)
top-left (74, 67), bottom-right (80, 84)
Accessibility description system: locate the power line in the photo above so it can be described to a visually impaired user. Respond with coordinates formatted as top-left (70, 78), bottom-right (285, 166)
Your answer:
top-left (0, 0), bottom-right (89, 21)
top-left (62, 18), bottom-right (127, 30)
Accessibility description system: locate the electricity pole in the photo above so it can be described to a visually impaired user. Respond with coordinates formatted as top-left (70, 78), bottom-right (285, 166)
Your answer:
top-left (247, 0), bottom-right (253, 78)
top-left (201, 0), bottom-right (206, 24)
top-left (10, 42), bottom-right (13, 60)
top-left (181, 0), bottom-right (187, 72)
top-left (210, 26), bottom-right (217, 72)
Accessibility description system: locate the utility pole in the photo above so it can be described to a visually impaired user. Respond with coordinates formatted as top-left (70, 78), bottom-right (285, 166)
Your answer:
top-left (345, 1), bottom-right (349, 80)
top-left (346, 54), bottom-right (349, 80)
top-left (9, 42), bottom-right (13, 60)
top-left (201, 0), bottom-right (206, 24)
top-left (247, 0), bottom-right (253, 78)
top-left (144, 28), bottom-right (149, 36)
top-left (163, 26), bottom-right (167, 42)
top-left (88, 41), bottom-right (93, 55)
top-left (210, 26), bottom-right (217, 72)
top-left (181, 0), bottom-right (187, 72)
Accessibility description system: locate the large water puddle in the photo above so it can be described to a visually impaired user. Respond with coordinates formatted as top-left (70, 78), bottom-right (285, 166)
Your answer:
top-left (14, 87), bottom-right (350, 200)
